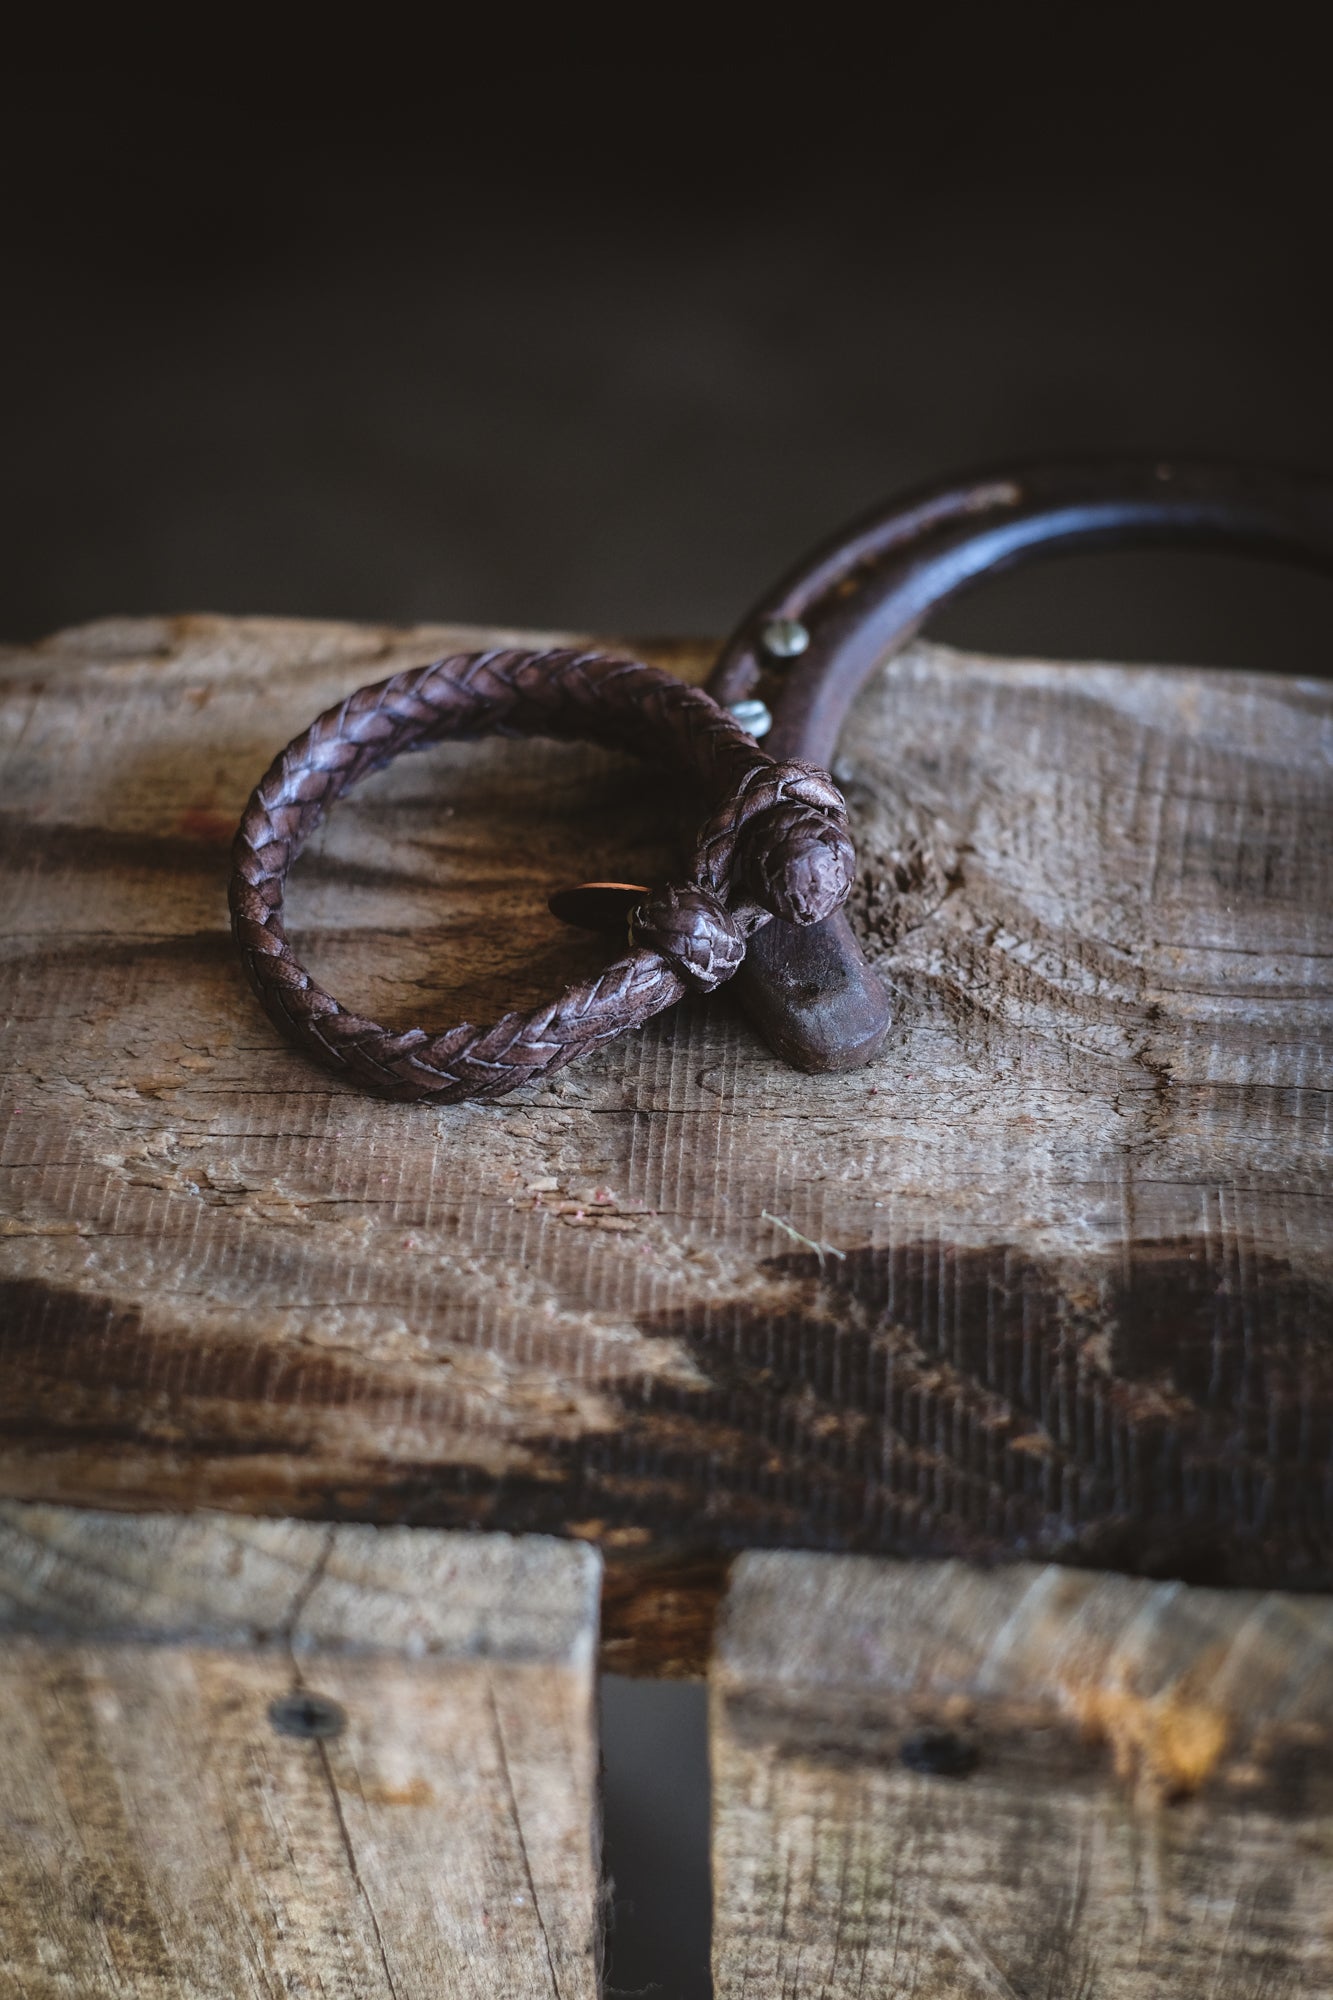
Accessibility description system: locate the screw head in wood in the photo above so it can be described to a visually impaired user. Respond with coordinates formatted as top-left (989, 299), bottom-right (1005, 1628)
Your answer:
top-left (900, 1727), bottom-right (979, 1778)
top-left (760, 617), bottom-right (810, 661)
top-left (269, 1690), bottom-right (347, 1740)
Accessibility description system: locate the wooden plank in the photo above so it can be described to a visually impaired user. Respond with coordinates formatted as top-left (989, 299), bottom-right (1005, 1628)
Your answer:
top-left (0, 1503), bottom-right (602, 1997)
top-left (711, 1551), bottom-right (1333, 1998)
top-left (1, 614), bottom-right (1330, 1668)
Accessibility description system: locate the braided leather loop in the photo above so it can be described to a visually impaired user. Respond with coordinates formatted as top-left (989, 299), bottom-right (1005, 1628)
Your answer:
top-left (229, 648), bottom-right (854, 1102)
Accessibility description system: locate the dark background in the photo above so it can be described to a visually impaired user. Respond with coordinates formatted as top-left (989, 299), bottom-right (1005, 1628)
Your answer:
top-left (4, 47), bottom-right (1332, 669)
top-left (4, 41), bottom-right (1329, 2000)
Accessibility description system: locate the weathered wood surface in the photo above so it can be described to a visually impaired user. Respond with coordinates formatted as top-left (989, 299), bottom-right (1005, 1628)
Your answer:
top-left (712, 1551), bottom-right (1333, 1997)
top-left (1, 615), bottom-right (1330, 1668)
top-left (0, 1503), bottom-right (602, 1997)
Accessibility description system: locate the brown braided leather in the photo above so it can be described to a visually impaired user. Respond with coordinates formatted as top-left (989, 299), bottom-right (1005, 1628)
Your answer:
top-left (229, 648), bottom-right (855, 1102)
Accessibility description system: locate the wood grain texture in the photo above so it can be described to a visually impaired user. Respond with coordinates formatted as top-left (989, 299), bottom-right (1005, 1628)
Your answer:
top-left (711, 1551), bottom-right (1333, 1997)
top-left (1, 615), bottom-right (1330, 1669)
top-left (0, 1503), bottom-right (602, 1997)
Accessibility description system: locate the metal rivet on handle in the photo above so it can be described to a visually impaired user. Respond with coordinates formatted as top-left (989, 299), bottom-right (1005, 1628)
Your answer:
top-left (729, 698), bottom-right (773, 739)
top-left (760, 617), bottom-right (810, 661)
top-left (269, 1690), bottom-right (347, 1740)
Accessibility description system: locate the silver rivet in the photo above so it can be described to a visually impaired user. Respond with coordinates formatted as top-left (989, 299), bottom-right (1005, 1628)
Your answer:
top-left (729, 698), bottom-right (773, 739)
top-left (269, 1690), bottom-right (346, 1740)
top-left (760, 617), bottom-right (810, 661)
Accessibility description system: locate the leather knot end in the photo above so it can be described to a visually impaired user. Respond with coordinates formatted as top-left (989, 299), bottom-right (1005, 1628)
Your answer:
top-left (743, 788), bottom-right (855, 926)
top-left (632, 884), bottom-right (746, 993)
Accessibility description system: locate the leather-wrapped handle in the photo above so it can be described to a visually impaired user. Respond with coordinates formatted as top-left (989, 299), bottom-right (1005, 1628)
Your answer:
top-left (708, 459), bottom-right (1333, 1072)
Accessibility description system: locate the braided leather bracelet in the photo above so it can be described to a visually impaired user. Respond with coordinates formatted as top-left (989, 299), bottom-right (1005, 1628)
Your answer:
top-left (229, 647), bottom-right (854, 1102)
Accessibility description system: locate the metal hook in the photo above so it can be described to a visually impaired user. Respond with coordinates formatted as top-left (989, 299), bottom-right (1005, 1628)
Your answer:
top-left (707, 458), bottom-right (1333, 1072)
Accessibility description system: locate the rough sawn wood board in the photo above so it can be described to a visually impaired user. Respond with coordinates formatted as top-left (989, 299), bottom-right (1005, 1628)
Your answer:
top-left (0, 614), bottom-right (1329, 1665)
top-left (711, 1551), bottom-right (1333, 1997)
top-left (0, 1503), bottom-right (602, 1998)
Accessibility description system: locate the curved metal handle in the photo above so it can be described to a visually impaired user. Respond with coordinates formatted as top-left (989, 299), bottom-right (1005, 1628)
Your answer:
top-left (707, 459), bottom-right (1333, 1071)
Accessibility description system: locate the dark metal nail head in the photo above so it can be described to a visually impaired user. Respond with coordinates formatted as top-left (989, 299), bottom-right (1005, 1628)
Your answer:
top-left (269, 1690), bottom-right (347, 1740)
top-left (900, 1728), bottom-right (980, 1778)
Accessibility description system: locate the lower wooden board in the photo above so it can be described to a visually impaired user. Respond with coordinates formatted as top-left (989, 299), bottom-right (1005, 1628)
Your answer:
top-left (1, 616), bottom-right (1330, 1668)
top-left (0, 1505), bottom-right (602, 1998)
top-left (711, 1552), bottom-right (1333, 1998)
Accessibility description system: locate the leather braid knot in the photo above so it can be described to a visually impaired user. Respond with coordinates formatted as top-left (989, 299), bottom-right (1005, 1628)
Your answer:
top-left (741, 804), bottom-right (855, 925)
top-left (230, 648), bottom-right (855, 1103)
top-left (630, 884), bottom-right (745, 994)
top-left (691, 760), bottom-right (852, 912)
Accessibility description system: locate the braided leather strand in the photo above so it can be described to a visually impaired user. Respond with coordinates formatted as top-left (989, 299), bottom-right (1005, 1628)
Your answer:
top-left (230, 648), bottom-right (853, 1103)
